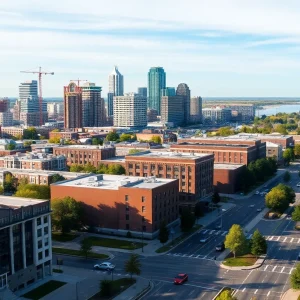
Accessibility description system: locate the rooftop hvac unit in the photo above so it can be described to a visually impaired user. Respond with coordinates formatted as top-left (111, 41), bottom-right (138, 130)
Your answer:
top-left (88, 176), bottom-right (97, 182)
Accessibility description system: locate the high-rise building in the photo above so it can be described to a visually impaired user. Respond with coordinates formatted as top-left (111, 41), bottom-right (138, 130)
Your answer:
top-left (108, 66), bottom-right (124, 96)
top-left (161, 87), bottom-right (176, 97)
top-left (148, 67), bottom-right (166, 115)
top-left (202, 107), bottom-right (232, 124)
top-left (161, 96), bottom-right (184, 126)
top-left (0, 98), bottom-right (9, 112)
top-left (137, 87), bottom-right (147, 97)
top-left (19, 80), bottom-right (47, 126)
top-left (176, 83), bottom-right (191, 125)
top-left (13, 100), bottom-right (21, 121)
top-left (107, 92), bottom-right (114, 117)
top-left (82, 82), bottom-right (105, 127)
top-left (190, 96), bottom-right (202, 124)
top-left (64, 82), bottom-right (82, 129)
top-left (113, 93), bottom-right (147, 127)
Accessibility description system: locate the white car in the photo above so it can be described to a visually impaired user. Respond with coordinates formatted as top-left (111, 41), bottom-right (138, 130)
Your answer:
top-left (94, 262), bottom-right (115, 271)
top-left (255, 191), bottom-right (260, 195)
top-left (257, 208), bottom-right (262, 212)
top-left (249, 204), bottom-right (255, 208)
top-left (200, 236), bottom-right (209, 243)
top-left (297, 183), bottom-right (300, 187)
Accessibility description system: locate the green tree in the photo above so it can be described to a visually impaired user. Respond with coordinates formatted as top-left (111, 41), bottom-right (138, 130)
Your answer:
top-left (0, 185), bottom-right (4, 195)
top-left (212, 191), bottom-right (221, 205)
top-left (180, 208), bottom-right (195, 231)
top-left (80, 238), bottom-right (93, 259)
top-left (23, 127), bottom-right (38, 139)
top-left (295, 144), bottom-right (300, 158)
top-left (224, 224), bottom-right (247, 258)
top-left (15, 184), bottom-right (50, 199)
top-left (216, 127), bottom-right (234, 136)
top-left (92, 138), bottom-right (103, 145)
top-left (283, 171), bottom-right (291, 183)
top-left (151, 136), bottom-right (162, 144)
top-left (51, 197), bottom-right (84, 234)
top-left (49, 137), bottom-right (61, 144)
top-left (106, 131), bottom-right (120, 141)
top-left (292, 206), bottom-right (300, 222)
top-left (290, 263), bottom-right (300, 290)
top-left (52, 129), bottom-right (60, 132)
top-left (84, 163), bottom-right (97, 173)
top-left (274, 124), bottom-right (288, 135)
top-left (158, 221), bottom-right (169, 245)
top-left (250, 229), bottom-right (267, 258)
top-left (70, 164), bottom-right (84, 172)
top-left (194, 202), bottom-right (203, 222)
top-left (107, 164), bottom-right (125, 175)
top-left (4, 173), bottom-right (17, 193)
top-left (283, 148), bottom-right (294, 165)
top-left (15, 134), bottom-right (23, 140)
top-left (216, 290), bottom-right (237, 300)
top-left (7, 143), bottom-right (15, 150)
top-left (51, 174), bottom-right (66, 183)
top-left (125, 254), bottom-right (141, 280)
top-left (128, 149), bottom-right (142, 155)
top-left (120, 133), bottom-right (132, 142)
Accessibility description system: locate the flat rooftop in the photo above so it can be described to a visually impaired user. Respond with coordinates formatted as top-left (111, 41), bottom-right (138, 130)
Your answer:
top-left (53, 174), bottom-right (177, 190)
top-left (54, 145), bottom-right (114, 150)
top-left (126, 151), bottom-right (212, 160)
top-left (232, 133), bottom-right (292, 139)
top-left (174, 142), bottom-right (251, 148)
top-left (179, 136), bottom-right (261, 142)
top-left (214, 163), bottom-right (244, 170)
top-left (0, 196), bottom-right (47, 209)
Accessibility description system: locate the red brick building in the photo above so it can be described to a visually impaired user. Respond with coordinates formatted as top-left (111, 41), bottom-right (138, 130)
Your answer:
top-left (49, 131), bottom-right (79, 140)
top-left (125, 151), bottom-right (214, 208)
top-left (51, 174), bottom-right (179, 238)
top-left (53, 145), bottom-right (116, 167)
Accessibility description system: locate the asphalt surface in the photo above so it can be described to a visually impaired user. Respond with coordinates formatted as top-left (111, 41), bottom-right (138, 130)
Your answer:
top-left (52, 165), bottom-right (300, 299)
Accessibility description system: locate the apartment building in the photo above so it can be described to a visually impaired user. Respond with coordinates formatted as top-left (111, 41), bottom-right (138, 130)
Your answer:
top-left (49, 131), bottom-right (78, 141)
top-left (0, 197), bottom-right (52, 292)
top-left (53, 145), bottom-right (116, 167)
top-left (125, 151), bottom-right (214, 207)
top-left (202, 107), bottom-right (232, 124)
top-left (51, 174), bottom-right (179, 239)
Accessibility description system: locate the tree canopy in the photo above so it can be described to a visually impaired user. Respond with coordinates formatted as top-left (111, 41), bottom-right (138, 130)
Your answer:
top-left (292, 206), bottom-right (300, 222)
top-left (225, 224), bottom-right (247, 258)
top-left (283, 148), bottom-right (294, 165)
top-left (180, 208), bottom-right (195, 231)
top-left (290, 263), bottom-right (300, 290)
top-left (15, 183), bottom-right (50, 199)
top-left (250, 229), bottom-right (267, 258)
top-left (151, 136), bottom-right (162, 144)
top-left (283, 171), bottom-right (291, 182)
top-left (80, 238), bottom-right (93, 259)
top-left (125, 254), bottom-right (141, 279)
top-left (23, 127), bottom-right (39, 139)
top-left (69, 163), bottom-right (125, 175)
top-left (51, 174), bottom-right (66, 183)
top-left (106, 131), bottom-right (120, 141)
top-left (158, 221), bottom-right (169, 244)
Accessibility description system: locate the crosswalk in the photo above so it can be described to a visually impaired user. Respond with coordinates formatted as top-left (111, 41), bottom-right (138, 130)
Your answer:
top-left (258, 264), bottom-right (295, 275)
top-left (166, 253), bottom-right (216, 260)
top-left (265, 235), bottom-right (300, 244)
top-left (199, 229), bottom-right (228, 236)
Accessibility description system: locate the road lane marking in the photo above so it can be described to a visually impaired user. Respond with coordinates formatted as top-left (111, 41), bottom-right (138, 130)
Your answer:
top-left (281, 267), bottom-right (285, 273)
top-left (189, 254), bottom-right (194, 257)
top-left (291, 238), bottom-right (294, 243)
top-left (283, 237), bottom-right (287, 242)
top-left (222, 231), bottom-right (227, 236)
top-left (242, 288), bottom-right (246, 292)
top-left (157, 279), bottom-right (218, 290)
top-left (263, 265), bottom-right (269, 271)
top-left (196, 255), bottom-right (200, 258)
top-left (248, 234), bottom-right (253, 239)
top-left (298, 239), bottom-right (300, 243)
top-left (269, 236), bottom-right (274, 240)
top-left (203, 230), bottom-right (208, 234)
top-left (276, 236), bottom-right (280, 241)
top-left (209, 230), bottom-right (215, 235)
top-left (215, 231), bottom-right (220, 235)
top-left (267, 291), bottom-right (271, 297)
top-left (254, 289), bottom-right (258, 294)
top-left (272, 266), bottom-right (277, 272)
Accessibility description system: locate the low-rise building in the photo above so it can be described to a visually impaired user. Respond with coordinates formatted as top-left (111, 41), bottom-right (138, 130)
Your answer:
top-left (0, 127), bottom-right (24, 139)
top-left (266, 141), bottom-right (283, 162)
top-left (125, 151), bottom-right (214, 208)
top-left (115, 142), bottom-right (162, 156)
top-left (202, 107), bottom-right (232, 124)
top-left (49, 131), bottom-right (79, 141)
top-left (0, 112), bottom-right (13, 127)
top-left (0, 197), bottom-right (52, 292)
top-left (53, 145), bottom-right (116, 167)
top-left (51, 174), bottom-right (179, 239)
top-left (0, 152), bottom-right (66, 171)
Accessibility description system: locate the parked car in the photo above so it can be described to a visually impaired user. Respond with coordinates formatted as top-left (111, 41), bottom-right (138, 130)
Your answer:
top-left (287, 214), bottom-right (292, 220)
top-left (215, 224), bottom-right (222, 230)
top-left (94, 262), bottom-right (115, 271)
top-left (174, 273), bottom-right (188, 285)
top-left (297, 183), bottom-right (300, 187)
top-left (255, 191), bottom-right (260, 195)
top-left (257, 208), bottom-right (262, 212)
top-left (215, 242), bottom-right (225, 252)
top-left (249, 204), bottom-right (255, 208)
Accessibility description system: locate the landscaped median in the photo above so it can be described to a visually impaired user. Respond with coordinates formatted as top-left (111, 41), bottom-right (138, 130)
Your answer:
top-left (212, 287), bottom-right (236, 300)
top-left (155, 225), bottom-right (202, 253)
top-left (52, 232), bottom-right (78, 242)
top-left (52, 247), bottom-right (109, 259)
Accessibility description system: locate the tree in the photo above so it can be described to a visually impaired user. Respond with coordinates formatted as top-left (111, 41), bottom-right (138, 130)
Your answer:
top-left (107, 164), bottom-right (125, 175)
top-left (3, 173), bottom-right (17, 193)
top-left (23, 127), bottom-right (38, 139)
top-left (283, 148), bottom-right (294, 165)
top-left (15, 184), bottom-right (50, 199)
top-left (92, 137), bottom-right (103, 145)
top-left (49, 137), bottom-right (61, 144)
top-left (216, 127), bottom-right (234, 137)
top-left (274, 124), bottom-right (288, 135)
top-left (124, 254), bottom-right (141, 280)
top-left (151, 136), bottom-right (162, 144)
top-left (120, 133), bottom-right (132, 142)
top-left (80, 238), bottom-right (93, 259)
top-left (100, 280), bottom-right (113, 297)
top-left (7, 143), bottom-right (15, 150)
top-left (212, 191), bottom-right (221, 205)
top-left (51, 197), bottom-right (84, 234)
top-left (51, 174), bottom-right (66, 183)
top-left (290, 263), bottom-right (300, 290)
top-left (216, 290), bottom-right (237, 300)
top-left (250, 229), bottom-right (267, 258)
top-left (0, 185), bottom-right (3, 195)
top-left (128, 149), bottom-right (142, 155)
top-left (180, 208), bottom-right (195, 231)
top-left (106, 131), bottom-right (119, 141)
top-left (194, 202), bottom-right (203, 222)
top-left (84, 163), bottom-right (97, 173)
top-left (283, 171), bottom-right (291, 183)
top-left (292, 206), bottom-right (300, 222)
top-left (224, 224), bottom-right (247, 258)
top-left (295, 144), bottom-right (300, 158)
top-left (52, 129), bottom-right (60, 132)
top-left (70, 164), bottom-right (84, 172)
top-left (158, 221), bottom-right (169, 244)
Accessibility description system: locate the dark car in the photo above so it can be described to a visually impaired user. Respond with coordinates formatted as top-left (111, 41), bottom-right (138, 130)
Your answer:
top-left (174, 273), bottom-right (188, 285)
top-left (215, 242), bottom-right (225, 252)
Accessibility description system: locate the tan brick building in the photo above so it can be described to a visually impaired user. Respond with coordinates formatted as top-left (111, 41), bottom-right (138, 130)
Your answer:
top-left (53, 145), bottom-right (116, 167)
top-left (51, 174), bottom-right (179, 239)
top-left (49, 131), bottom-right (78, 140)
top-left (125, 151), bottom-right (214, 208)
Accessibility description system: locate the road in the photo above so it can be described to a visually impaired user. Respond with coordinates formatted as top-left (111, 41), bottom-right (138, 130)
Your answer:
top-left (52, 165), bottom-right (300, 299)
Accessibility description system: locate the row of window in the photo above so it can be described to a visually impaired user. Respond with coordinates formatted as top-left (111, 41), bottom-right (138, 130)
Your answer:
top-left (38, 249), bottom-right (49, 260)
top-left (128, 164), bottom-right (193, 172)
top-left (37, 226), bottom-right (49, 237)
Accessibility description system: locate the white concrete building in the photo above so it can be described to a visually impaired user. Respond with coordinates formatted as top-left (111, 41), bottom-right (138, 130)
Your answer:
top-left (108, 66), bottom-right (124, 96)
top-left (113, 93), bottom-right (147, 127)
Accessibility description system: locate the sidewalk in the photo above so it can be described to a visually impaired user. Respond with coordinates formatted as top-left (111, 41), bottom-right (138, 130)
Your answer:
top-left (281, 288), bottom-right (300, 300)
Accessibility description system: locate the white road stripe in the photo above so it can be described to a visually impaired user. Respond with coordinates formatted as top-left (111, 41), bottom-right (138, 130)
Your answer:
top-left (215, 231), bottom-right (220, 235)
top-left (283, 237), bottom-right (287, 242)
top-left (281, 267), bottom-right (285, 273)
top-left (297, 238), bottom-right (300, 243)
top-left (196, 255), bottom-right (200, 258)
top-left (290, 268), bottom-right (295, 274)
top-left (276, 236), bottom-right (280, 241)
top-left (242, 288), bottom-right (246, 292)
top-left (254, 289), bottom-right (258, 294)
top-left (203, 230), bottom-right (208, 234)
top-left (209, 230), bottom-right (215, 235)
top-left (272, 266), bottom-right (277, 272)
top-left (291, 238), bottom-right (294, 243)
top-left (222, 231), bottom-right (227, 236)
top-left (264, 265), bottom-right (269, 271)
top-left (269, 236), bottom-right (274, 240)
top-left (189, 254), bottom-right (194, 257)
top-left (267, 291), bottom-right (271, 297)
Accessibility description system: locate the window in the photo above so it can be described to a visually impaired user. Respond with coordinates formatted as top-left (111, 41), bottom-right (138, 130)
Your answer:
top-left (167, 166), bottom-right (171, 171)
top-left (45, 238), bottom-right (49, 247)
top-left (166, 174), bottom-right (171, 178)
top-left (142, 225), bottom-right (147, 232)
top-left (158, 165), bottom-right (163, 171)
top-left (44, 227), bottom-right (49, 235)
top-left (43, 216), bottom-right (48, 224)
top-left (142, 206), bottom-right (146, 213)
top-left (143, 165), bottom-right (148, 170)
top-left (125, 195), bottom-right (129, 201)
top-left (142, 216), bottom-right (145, 222)
top-left (126, 215), bottom-right (129, 220)
top-left (45, 249), bottom-right (49, 257)
top-left (37, 218), bottom-right (41, 226)
top-left (126, 224), bottom-right (130, 230)
top-left (38, 251), bottom-right (43, 260)
top-left (126, 205), bottom-right (129, 211)
top-left (129, 172), bottom-right (133, 176)
top-left (142, 196), bottom-right (145, 202)
top-left (38, 240), bottom-right (42, 249)
top-left (143, 173), bottom-right (147, 177)
top-left (37, 229), bottom-right (42, 237)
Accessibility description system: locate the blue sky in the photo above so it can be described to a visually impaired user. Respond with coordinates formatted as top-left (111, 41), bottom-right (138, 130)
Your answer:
top-left (1, 0), bottom-right (300, 97)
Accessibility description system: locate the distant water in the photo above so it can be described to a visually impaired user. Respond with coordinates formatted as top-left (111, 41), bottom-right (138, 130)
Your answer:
top-left (204, 97), bottom-right (300, 101)
top-left (256, 104), bottom-right (300, 116)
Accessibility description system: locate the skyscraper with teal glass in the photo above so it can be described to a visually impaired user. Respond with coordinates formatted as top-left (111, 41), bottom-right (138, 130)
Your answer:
top-left (147, 67), bottom-right (166, 115)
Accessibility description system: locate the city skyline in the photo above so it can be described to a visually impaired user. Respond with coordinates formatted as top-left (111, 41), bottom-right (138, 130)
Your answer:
top-left (1, 1), bottom-right (300, 97)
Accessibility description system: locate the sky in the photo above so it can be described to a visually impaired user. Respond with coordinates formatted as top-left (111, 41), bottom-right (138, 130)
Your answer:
top-left (1, 0), bottom-right (300, 97)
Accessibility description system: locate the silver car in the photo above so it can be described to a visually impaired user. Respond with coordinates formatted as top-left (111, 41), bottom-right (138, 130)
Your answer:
top-left (94, 262), bottom-right (115, 271)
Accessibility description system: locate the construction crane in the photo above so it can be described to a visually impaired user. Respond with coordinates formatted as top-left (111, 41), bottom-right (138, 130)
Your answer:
top-left (20, 66), bottom-right (54, 126)
top-left (70, 79), bottom-right (88, 87)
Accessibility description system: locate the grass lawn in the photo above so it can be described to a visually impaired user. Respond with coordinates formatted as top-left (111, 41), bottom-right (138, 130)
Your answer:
top-left (84, 237), bottom-right (146, 250)
top-left (89, 278), bottom-right (136, 300)
top-left (216, 287), bottom-right (235, 300)
top-left (156, 225), bottom-right (202, 253)
top-left (22, 280), bottom-right (66, 300)
top-left (52, 232), bottom-right (78, 242)
top-left (52, 247), bottom-right (109, 259)
top-left (223, 254), bottom-right (257, 267)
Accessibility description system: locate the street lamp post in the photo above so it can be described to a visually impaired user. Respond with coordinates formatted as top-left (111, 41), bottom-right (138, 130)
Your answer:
top-left (141, 227), bottom-right (144, 253)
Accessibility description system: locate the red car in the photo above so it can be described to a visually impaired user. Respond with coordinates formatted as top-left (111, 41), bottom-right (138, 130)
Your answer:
top-left (174, 273), bottom-right (188, 285)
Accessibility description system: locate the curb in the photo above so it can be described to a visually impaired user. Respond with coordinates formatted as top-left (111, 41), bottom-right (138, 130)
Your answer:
top-left (52, 251), bottom-right (114, 261)
top-left (132, 280), bottom-right (154, 300)
top-left (220, 256), bottom-right (266, 271)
